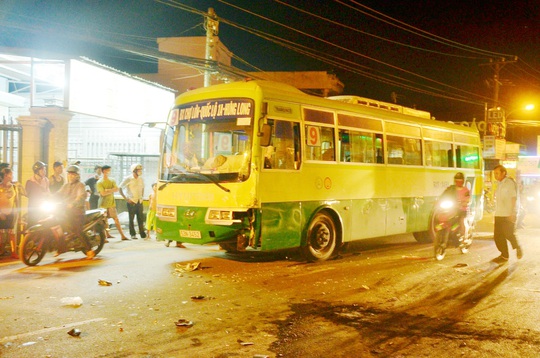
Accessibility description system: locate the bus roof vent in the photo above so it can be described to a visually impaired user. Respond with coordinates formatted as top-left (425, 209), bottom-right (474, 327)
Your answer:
top-left (327, 95), bottom-right (431, 119)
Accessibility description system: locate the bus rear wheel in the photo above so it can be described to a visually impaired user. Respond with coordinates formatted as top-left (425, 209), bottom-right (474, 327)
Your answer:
top-left (302, 211), bottom-right (338, 262)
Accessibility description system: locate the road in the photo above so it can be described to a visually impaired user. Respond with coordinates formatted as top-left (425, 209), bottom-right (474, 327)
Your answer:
top-left (1, 224), bottom-right (539, 357)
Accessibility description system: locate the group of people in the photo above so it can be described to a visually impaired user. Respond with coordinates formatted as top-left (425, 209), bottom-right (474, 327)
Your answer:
top-left (0, 161), bottom-right (159, 259)
top-left (444, 164), bottom-right (523, 263)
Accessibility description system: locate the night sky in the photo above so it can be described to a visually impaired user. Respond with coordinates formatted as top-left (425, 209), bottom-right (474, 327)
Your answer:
top-left (1, 0), bottom-right (539, 127)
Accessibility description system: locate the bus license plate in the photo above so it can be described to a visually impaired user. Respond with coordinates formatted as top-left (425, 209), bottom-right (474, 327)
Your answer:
top-left (180, 230), bottom-right (202, 239)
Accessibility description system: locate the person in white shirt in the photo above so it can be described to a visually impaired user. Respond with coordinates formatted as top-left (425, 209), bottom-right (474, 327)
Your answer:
top-left (119, 163), bottom-right (146, 239)
top-left (492, 164), bottom-right (523, 263)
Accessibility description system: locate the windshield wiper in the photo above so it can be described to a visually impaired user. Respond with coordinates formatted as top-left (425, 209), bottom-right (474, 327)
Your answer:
top-left (158, 171), bottom-right (230, 193)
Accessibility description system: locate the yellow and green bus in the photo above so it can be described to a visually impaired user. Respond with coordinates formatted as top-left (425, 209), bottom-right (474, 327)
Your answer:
top-left (156, 80), bottom-right (483, 261)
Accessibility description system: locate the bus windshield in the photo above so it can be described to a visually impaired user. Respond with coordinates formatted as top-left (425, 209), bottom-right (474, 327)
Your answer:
top-left (160, 99), bottom-right (254, 183)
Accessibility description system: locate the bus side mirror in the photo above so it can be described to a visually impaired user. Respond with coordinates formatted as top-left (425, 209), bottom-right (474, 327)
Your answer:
top-left (259, 123), bottom-right (272, 147)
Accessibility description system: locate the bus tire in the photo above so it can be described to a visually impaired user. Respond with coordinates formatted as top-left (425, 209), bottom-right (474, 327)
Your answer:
top-left (413, 211), bottom-right (436, 243)
top-left (302, 211), bottom-right (339, 262)
top-left (219, 241), bottom-right (239, 253)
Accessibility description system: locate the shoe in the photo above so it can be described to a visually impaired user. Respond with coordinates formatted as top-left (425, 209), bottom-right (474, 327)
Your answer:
top-left (140, 233), bottom-right (147, 239)
top-left (165, 241), bottom-right (170, 247)
top-left (86, 250), bottom-right (96, 259)
top-left (516, 246), bottom-right (523, 259)
top-left (176, 243), bottom-right (186, 248)
top-left (106, 234), bottom-right (115, 239)
top-left (131, 236), bottom-right (138, 240)
top-left (121, 237), bottom-right (130, 241)
top-left (492, 255), bottom-right (509, 263)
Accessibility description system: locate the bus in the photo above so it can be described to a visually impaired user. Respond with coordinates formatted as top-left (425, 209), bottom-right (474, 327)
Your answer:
top-left (156, 80), bottom-right (483, 261)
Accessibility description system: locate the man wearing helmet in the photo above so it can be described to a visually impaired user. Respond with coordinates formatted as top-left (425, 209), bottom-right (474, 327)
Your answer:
top-left (25, 161), bottom-right (50, 226)
top-left (56, 165), bottom-right (95, 259)
top-left (119, 163), bottom-right (146, 239)
top-left (441, 172), bottom-right (471, 239)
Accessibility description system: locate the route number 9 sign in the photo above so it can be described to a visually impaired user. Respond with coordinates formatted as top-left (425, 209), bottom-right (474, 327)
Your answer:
top-left (307, 126), bottom-right (321, 147)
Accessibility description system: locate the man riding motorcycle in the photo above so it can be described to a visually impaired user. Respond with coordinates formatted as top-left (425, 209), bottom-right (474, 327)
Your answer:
top-left (439, 172), bottom-right (471, 239)
top-left (55, 165), bottom-right (95, 259)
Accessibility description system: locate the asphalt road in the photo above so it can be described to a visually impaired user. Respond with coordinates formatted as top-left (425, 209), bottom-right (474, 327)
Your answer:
top-left (1, 222), bottom-right (539, 357)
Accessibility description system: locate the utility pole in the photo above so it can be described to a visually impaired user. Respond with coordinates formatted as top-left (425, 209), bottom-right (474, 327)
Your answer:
top-left (480, 57), bottom-right (517, 108)
top-left (204, 8), bottom-right (219, 87)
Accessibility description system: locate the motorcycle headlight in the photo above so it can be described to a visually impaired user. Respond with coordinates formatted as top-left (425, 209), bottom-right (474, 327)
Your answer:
top-left (40, 201), bottom-right (57, 212)
top-left (439, 200), bottom-right (454, 210)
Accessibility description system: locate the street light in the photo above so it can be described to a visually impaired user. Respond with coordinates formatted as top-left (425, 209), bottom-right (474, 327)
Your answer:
top-left (506, 104), bottom-right (537, 127)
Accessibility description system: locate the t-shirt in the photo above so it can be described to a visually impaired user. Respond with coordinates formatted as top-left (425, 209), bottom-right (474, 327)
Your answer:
top-left (495, 177), bottom-right (518, 217)
top-left (96, 177), bottom-right (117, 209)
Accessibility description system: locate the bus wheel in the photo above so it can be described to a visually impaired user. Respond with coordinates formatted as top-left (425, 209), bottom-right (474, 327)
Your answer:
top-left (302, 212), bottom-right (338, 261)
top-left (218, 241), bottom-right (239, 253)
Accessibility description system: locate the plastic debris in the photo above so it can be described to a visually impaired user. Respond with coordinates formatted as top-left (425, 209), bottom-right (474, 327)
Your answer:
top-left (67, 328), bottom-right (81, 337)
top-left (20, 341), bottom-right (37, 347)
top-left (175, 319), bottom-right (194, 327)
top-left (98, 279), bottom-right (113, 286)
top-left (60, 297), bottom-right (83, 307)
top-left (175, 262), bottom-right (202, 272)
top-left (191, 295), bottom-right (205, 300)
top-left (453, 263), bottom-right (468, 268)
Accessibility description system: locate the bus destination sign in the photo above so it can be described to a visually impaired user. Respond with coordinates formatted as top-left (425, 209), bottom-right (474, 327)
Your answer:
top-left (177, 99), bottom-right (253, 122)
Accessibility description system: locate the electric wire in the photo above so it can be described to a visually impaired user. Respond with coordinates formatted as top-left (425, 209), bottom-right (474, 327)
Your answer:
top-left (340, 0), bottom-right (516, 60)
top-left (274, 0), bottom-right (488, 60)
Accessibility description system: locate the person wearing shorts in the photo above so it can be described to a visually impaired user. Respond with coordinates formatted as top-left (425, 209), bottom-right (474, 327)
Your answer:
top-left (97, 165), bottom-right (129, 241)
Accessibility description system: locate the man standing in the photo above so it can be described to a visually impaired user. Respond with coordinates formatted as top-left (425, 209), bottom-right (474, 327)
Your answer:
top-left (492, 164), bottom-right (523, 263)
top-left (85, 165), bottom-right (102, 209)
top-left (25, 161), bottom-right (50, 226)
top-left (119, 163), bottom-right (146, 239)
top-left (49, 161), bottom-right (65, 194)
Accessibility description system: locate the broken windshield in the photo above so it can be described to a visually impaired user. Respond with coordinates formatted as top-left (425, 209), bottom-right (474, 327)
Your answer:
top-left (160, 99), bottom-right (254, 183)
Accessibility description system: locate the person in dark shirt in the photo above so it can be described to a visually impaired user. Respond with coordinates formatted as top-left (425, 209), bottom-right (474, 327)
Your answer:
top-left (85, 165), bottom-right (102, 210)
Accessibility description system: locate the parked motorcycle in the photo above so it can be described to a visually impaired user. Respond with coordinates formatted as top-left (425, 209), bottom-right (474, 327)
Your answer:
top-left (19, 202), bottom-right (108, 266)
top-left (433, 198), bottom-right (474, 261)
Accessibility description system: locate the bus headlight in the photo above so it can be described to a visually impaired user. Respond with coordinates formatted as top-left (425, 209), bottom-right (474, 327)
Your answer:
top-left (206, 208), bottom-right (241, 225)
top-left (157, 205), bottom-right (177, 222)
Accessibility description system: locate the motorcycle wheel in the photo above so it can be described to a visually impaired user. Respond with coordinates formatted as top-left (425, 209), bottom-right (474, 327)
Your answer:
top-left (19, 232), bottom-right (47, 266)
top-left (434, 230), bottom-right (449, 261)
top-left (85, 224), bottom-right (106, 256)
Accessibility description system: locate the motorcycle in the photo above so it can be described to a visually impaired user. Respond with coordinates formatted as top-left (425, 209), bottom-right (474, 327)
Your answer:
top-left (19, 202), bottom-right (108, 266)
top-left (433, 198), bottom-right (474, 261)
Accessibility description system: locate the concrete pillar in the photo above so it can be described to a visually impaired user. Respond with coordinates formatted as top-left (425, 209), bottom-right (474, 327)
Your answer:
top-left (17, 107), bottom-right (74, 185)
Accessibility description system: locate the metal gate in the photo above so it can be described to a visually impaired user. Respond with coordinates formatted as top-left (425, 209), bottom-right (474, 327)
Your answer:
top-left (0, 117), bottom-right (22, 181)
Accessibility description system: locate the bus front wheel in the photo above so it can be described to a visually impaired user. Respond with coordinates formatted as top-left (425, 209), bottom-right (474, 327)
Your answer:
top-left (302, 211), bottom-right (338, 262)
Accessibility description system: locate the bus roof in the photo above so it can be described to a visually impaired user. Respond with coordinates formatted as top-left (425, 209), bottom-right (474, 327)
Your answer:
top-left (176, 80), bottom-right (479, 136)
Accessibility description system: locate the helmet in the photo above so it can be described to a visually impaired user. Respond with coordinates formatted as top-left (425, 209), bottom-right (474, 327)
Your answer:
top-left (66, 165), bottom-right (80, 174)
top-left (32, 161), bottom-right (46, 174)
top-left (454, 172), bottom-right (465, 180)
top-left (130, 163), bottom-right (143, 172)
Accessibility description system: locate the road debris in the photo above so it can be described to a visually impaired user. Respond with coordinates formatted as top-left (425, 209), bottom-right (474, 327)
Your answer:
top-left (67, 328), bottom-right (81, 337)
top-left (453, 263), bottom-right (468, 268)
top-left (175, 262), bottom-right (202, 272)
top-left (98, 279), bottom-right (113, 286)
top-left (60, 296), bottom-right (83, 307)
top-left (238, 339), bottom-right (254, 346)
top-left (175, 319), bottom-right (194, 327)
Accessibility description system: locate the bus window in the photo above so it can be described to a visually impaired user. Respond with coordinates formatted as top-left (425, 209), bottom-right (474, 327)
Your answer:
top-left (456, 145), bottom-right (480, 169)
top-left (425, 140), bottom-right (452, 167)
top-left (306, 125), bottom-right (335, 161)
top-left (339, 129), bottom-right (380, 163)
top-left (264, 119), bottom-right (301, 170)
top-left (387, 135), bottom-right (422, 165)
